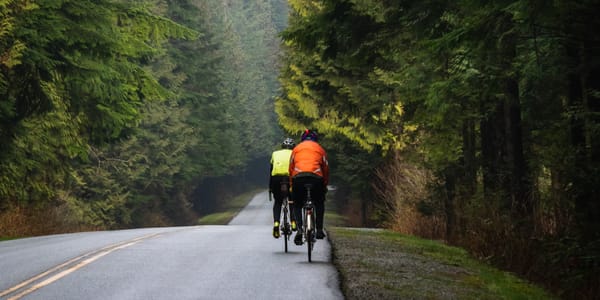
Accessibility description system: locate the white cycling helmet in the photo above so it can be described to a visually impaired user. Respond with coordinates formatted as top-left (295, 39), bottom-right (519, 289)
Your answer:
top-left (282, 138), bottom-right (295, 149)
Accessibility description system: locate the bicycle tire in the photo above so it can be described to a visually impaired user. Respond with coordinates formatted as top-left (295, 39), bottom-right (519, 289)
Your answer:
top-left (282, 198), bottom-right (289, 253)
top-left (303, 183), bottom-right (315, 262)
top-left (306, 208), bottom-right (314, 262)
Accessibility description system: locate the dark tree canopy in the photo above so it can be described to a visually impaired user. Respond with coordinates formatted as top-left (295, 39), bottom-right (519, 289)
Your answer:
top-left (0, 0), bottom-right (286, 227)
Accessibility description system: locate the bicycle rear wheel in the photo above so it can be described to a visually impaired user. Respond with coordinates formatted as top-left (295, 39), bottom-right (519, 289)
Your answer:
top-left (307, 231), bottom-right (313, 262)
top-left (306, 209), bottom-right (314, 262)
top-left (283, 230), bottom-right (288, 253)
top-left (282, 201), bottom-right (289, 253)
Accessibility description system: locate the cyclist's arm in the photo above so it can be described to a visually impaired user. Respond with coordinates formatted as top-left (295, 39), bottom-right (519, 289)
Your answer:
top-left (288, 151), bottom-right (296, 186)
top-left (269, 156), bottom-right (274, 193)
top-left (321, 150), bottom-right (330, 186)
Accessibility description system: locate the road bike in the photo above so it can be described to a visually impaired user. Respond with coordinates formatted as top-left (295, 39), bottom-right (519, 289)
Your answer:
top-left (302, 183), bottom-right (316, 262)
top-left (279, 180), bottom-right (293, 253)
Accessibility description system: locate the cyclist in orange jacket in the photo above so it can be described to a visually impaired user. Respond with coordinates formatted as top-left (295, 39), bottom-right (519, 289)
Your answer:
top-left (289, 129), bottom-right (329, 245)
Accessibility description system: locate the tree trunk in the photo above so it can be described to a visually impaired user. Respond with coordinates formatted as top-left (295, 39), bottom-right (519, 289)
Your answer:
top-left (444, 166), bottom-right (456, 241)
top-left (462, 118), bottom-right (477, 195)
top-left (498, 12), bottom-right (531, 222)
top-left (568, 39), bottom-right (600, 242)
top-left (480, 98), bottom-right (507, 204)
top-left (504, 77), bottom-right (531, 218)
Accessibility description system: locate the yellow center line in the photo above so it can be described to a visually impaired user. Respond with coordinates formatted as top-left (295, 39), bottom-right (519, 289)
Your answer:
top-left (1, 233), bottom-right (161, 300)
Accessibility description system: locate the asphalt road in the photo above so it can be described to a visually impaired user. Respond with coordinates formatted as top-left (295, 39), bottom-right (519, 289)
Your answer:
top-left (0, 191), bottom-right (343, 300)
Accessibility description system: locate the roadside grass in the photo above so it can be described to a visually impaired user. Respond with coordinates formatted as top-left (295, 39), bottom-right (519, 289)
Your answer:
top-left (324, 197), bottom-right (348, 227)
top-left (324, 211), bottom-right (348, 227)
top-left (328, 227), bottom-right (555, 300)
top-left (196, 189), bottom-right (348, 227)
top-left (196, 189), bottom-right (262, 225)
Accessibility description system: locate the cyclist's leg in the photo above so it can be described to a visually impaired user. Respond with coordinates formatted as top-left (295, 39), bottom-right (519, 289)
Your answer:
top-left (272, 194), bottom-right (283, 223)
top-left (310, 178), bottom-right (326, 239)
top-left (270, 177), bottom-right (284, 223)
top-left (271, 176), bottom-right (286, 238)
top-left (288, 192), bottom-right (297, 231)
top-left (292, 176), bottom-right (307, 244)
top-left (291, 176), bottom-right (306, 228)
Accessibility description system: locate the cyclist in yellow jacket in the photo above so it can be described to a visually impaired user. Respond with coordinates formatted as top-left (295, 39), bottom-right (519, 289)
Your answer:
top-left (269, 138), bottom-right (296, 238)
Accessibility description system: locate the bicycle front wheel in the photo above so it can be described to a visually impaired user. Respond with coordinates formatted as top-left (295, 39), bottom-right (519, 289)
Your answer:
top-left (282, 202), bottom-right (289, 253)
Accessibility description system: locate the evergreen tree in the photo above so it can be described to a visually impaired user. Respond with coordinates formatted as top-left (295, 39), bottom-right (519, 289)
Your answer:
top-left (0, 0), bottom-right (194, 214)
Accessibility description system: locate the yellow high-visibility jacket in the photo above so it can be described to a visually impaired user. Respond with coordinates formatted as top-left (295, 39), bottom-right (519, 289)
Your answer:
top-left (270, 149), bottom-right (292, 176)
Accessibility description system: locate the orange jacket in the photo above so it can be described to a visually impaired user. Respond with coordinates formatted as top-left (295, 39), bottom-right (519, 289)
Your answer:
top-left (289, 140), bottom-right (329, 185)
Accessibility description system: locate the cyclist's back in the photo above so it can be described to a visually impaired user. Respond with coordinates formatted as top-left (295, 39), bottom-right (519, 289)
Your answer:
top-left (290, 142), bottom-right (327, 178)
top-left (289, 129), bottom-right (329, 245)
top-left (270, 138), bottom-right (296, 238)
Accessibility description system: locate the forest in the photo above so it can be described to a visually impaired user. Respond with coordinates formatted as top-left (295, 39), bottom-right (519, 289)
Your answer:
top-left (277, 0), bottom-right (599, 298)
top-left (1, 0), bottom-right (599, 298)
top-left (0, 0), bottom-right (286, 230)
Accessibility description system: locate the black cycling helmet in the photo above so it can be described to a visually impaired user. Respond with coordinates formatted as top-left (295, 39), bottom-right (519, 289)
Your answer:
top-left (300, 129), bottom-right (319, 142)
top-left (282, 137), bottom-right (295, 149)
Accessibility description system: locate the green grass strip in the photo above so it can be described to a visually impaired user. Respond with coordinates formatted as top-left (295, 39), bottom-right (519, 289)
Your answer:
top-left (328, 227), bottom-right (554, 300)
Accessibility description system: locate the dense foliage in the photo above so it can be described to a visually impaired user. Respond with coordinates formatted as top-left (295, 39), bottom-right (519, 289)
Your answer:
top-left (0, 0), bottom-right (286, 230)
top-left (277, 0), bottom-right (599, 297)
top-left (3, 0), bottom-right (598, 296)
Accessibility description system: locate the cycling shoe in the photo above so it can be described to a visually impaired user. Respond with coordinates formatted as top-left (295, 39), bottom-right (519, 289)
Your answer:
top-left (316, 229), bottom-right (325, 239)
top-left (294, 232), bottom-right (303, 245)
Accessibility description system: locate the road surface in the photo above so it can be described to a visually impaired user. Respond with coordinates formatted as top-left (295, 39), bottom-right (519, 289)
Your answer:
top-left (0, 191), bottom-right (343, 300)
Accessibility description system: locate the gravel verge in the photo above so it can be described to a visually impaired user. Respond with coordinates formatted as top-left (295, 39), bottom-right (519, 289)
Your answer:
top-left (327, 227), bottom-right (554, 300)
